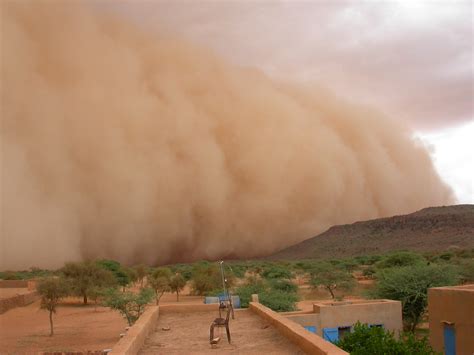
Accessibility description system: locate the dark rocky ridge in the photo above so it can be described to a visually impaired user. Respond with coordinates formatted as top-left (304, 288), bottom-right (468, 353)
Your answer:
top-left (269, 205), bottom-right (474, 260)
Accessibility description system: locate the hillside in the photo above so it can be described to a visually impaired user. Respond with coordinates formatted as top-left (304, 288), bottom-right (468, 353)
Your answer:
top-left (269, 205), bottom-right (474, 260)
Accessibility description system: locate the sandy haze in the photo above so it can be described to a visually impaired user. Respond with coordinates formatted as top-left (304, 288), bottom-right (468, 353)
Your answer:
top-left (0, 3), bottom-right (453, 269)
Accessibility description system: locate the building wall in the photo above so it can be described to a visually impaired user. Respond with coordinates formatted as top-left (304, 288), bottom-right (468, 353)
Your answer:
top-left (285, 313), bottom-right (320, 330)
top-left (428, 286), bottom-right (474, 355)
top-left (316, 300), bottom-right (402, 336)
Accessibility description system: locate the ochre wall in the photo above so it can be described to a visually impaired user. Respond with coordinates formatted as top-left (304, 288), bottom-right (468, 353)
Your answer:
top-left (0, 291), bottom-right (40, 314)
top-left (0, 280), bottom-right (29, 288)
top-left (249, 302), bottom-right (348, 355)
top-left (428, 286), bottom-right (474, 355)
top-left (316, 300), bottom-right (402, 336)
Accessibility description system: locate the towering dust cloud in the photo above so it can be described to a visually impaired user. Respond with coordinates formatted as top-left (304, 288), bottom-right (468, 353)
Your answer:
top-left (1, 3), bottom-right (453, 269)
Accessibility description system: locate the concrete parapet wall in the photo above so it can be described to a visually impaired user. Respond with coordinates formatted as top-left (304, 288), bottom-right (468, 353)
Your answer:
top-left (109, 305), bottom-right (159, 355)
top-left (249, 302), bottom-right (348, 355)
top-left (159, 303), bottom-right (218, 314)
top-left (0, 291), bottom-right (40, 314)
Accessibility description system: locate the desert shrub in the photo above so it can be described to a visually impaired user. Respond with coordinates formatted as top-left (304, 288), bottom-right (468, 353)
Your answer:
top-left (235, 275), bottom-right (298, 311)
top-left (362, 266), bottom-right (376, 278)
top-left (371, 264), bottom-right (458, 331)
top-left (103, 287), bottom-right (154, 326)
top-left (261, 265), bottom-right (293, 280)
top-left (259, 290), bottom-right (298, 312)
top-left (0, 267), bottom-right (53, 280)
top-left (228, 264), bottom-right (246, 278)
top-left (335, 259), bottom-right (359, 272)
top-left (0, 271), bottom-right (20, 280)
top-left (309, 262), bottom-right (355, 299)
top-left (235, 280), bottom-right (266, 308)
top-left (375, 251), bottom-right (426, 270)
top-left (269, 278), bottom-right (298, 293)
top-left (336, 322), bottom-right (439, 355)
top-left (457, 258), bottom-right (474, 283)
top-left (352, 254), bottom-right (383, 266)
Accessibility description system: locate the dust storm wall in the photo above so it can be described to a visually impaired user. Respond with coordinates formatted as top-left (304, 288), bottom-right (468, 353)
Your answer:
top-left (0, 3), bottom-right (453, 269)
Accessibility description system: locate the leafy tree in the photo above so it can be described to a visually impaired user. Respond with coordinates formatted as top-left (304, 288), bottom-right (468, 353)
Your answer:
top-left (371, 264), bottom-right (458, 331)
top-left (169, 263), bottom-right (193, 281)
top-left (147, 267), bottom-right (172, 305)
top-left (191, 263), bottom-right (234, 295)
top-left (62, 261), bottom-right (116, 304)
top-left (309, 263), bottom-right (355, 299)
top-left (261, 265), bottom-right (293, 280)
top-left (134, 264), bottom-right (148, 288)
top-left (375, 251), bottom-right (426, 270)
top-left (336, 322), bottom-right (438, 355)
top-left (169, 274), bottom-right (186, 301)
top-left (96, 259), bottom-right (131, 290)
top-left (103, 287), bottom-right (154, 326)
top-left (37, 277), bottom-right (69, 336)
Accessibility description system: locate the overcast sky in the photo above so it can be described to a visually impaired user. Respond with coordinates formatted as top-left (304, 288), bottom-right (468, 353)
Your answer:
top-left (104, 0), bottom-right (473, 203)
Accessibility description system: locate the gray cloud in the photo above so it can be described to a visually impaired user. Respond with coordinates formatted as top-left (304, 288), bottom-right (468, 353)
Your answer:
top-left (105, 0), bottom-right (473, 131)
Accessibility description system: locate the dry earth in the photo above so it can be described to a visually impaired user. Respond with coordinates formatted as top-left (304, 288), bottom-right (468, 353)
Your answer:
top-left (140, 309), bottom-right (304, 354)
top-left (0, 290), bottom-right (204, 354)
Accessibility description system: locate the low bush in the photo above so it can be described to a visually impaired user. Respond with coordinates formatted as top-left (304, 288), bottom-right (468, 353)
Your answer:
top-left (259, 290), bottom-right (298, 312)
top-left (336, 322), bottom-right (439, 355)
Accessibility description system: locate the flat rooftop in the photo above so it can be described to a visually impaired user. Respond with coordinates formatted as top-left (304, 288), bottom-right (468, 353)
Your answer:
top-left (139, 309), bottom-right (305, 354)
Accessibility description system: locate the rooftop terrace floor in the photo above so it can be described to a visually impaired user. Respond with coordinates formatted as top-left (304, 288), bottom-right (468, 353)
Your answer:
top-left (139, 309), bottom-right (305, 354)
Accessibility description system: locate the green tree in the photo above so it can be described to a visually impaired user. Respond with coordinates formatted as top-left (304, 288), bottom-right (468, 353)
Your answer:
top-left (37, 277), bottom-right (69, 336)
top-left (62, 261), bottom-right (115, 304)
top-left (134, 264), bottom-right (148, 288)
top-left (371, 264), bottom-right (458, 331)
top-left (191, 263), bottom-right (234, 295)
top-left (261, 265), bottom-right (293, 280)
top-left (458, 259), bottom-right (474, 283)
top-left (169, 274), bottom-right (186, 301)
top-left (375, 251), bottom-right (426, 270)
top-left (103, 287), bottom-right (154, 326)
top-left (96, 259), bottom-right (131, 289)
top-left (309, 263), bottom-right (355, 299)
top-left (336, 322), bottom-right (438, 355)
top-left (147, 267), bottom-right (172, 305)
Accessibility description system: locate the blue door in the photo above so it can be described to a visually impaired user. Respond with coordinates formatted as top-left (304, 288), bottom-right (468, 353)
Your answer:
top-left (304, 326), bottom-right (316, 333)
top-left (323, 327), bottom-right (339, 342)
top-left (443, 324), bottom-right (456, 355)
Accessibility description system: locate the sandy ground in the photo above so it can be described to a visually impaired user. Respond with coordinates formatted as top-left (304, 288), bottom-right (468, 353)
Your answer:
top-left (0, 288), bottom-right (31, 299)
top-left (0, 287), bottom-right (204, 354)
top-left (140, 309), bottom-right (305, 354)
top-left (0, 279), bottom-right (375, 353)
top-left (0, 298), bottom-right (127, 354)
